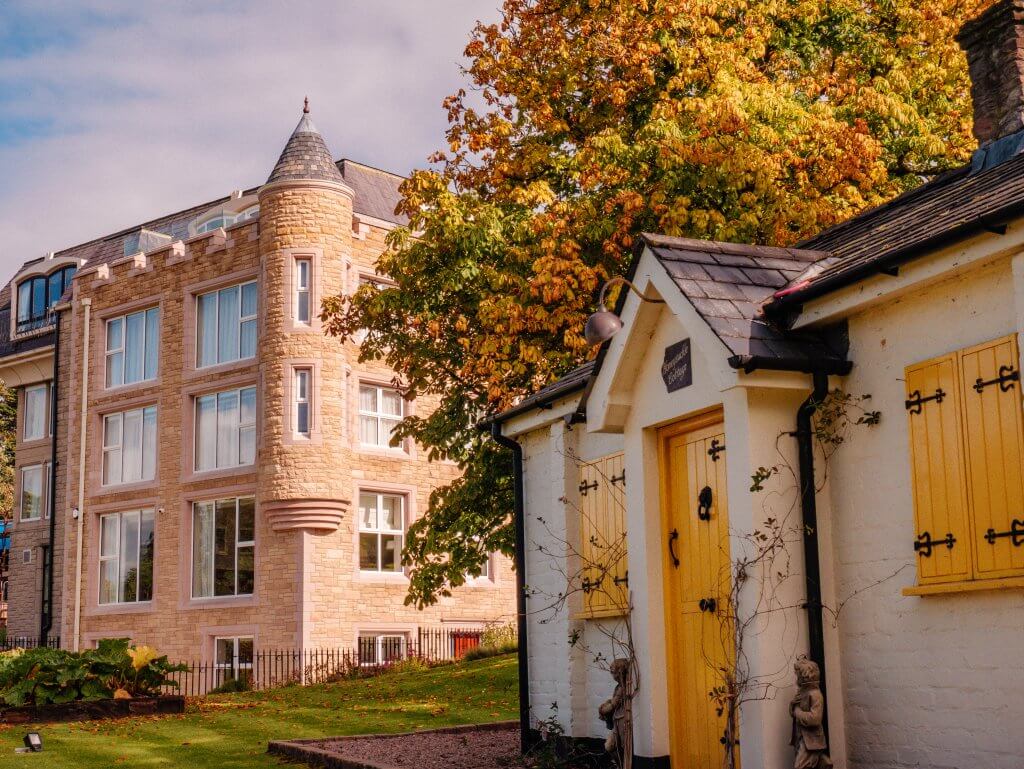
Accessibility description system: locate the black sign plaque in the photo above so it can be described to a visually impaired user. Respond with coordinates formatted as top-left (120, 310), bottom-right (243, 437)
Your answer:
top-left (661, 338), bottom-right (692, 393)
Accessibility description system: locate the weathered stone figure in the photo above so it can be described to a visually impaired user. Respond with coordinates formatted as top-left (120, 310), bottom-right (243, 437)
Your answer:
top-left (598, 658), bottom-right (633, 769)
top-left (790, 656), bottom-right (832, 769)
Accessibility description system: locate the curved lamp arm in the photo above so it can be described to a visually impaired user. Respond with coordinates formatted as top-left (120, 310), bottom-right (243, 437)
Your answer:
top-left (597, 276), bottom-right (665, 308)
top-left (584, 276), bottom-right (665, 346)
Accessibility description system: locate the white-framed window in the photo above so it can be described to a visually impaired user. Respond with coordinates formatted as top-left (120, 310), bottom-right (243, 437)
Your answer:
top-left (358, 633), bottom-right (406, 666)
top-left (102, 406), bottom-right (158, 486)
top-left (20, 464), bottom-right (47, 521)
top-left (194, 206), bottom-right (259, 236)
top-left (214, 636), bottom-right (254, 684)
top-left (295, 369), bottom-right (311, 436)
top-left (196, 281), bottom-right (257, 368)
top-left (105, 307), bottom-right (160, 387)
top-left (23, 383), bottom-right (49, 441)
top-left (194, 386), bottom-right (256, 472)
top-left (98, 509), bottom-right (154, 605)
top-left (359, 492), bottom-right (404, 573)
top-left (358, 385), bottom-right (404, 448)
top-left (196, 216), bottom-right (228, 235)
top-left (295, 258), bottom-right (311, 324)
top-left (192, 496), bottom-right (255, 598)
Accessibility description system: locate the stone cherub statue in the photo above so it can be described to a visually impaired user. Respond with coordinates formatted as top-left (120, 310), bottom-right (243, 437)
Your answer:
top-left (598, 658), bottom-right (633, 769)
top-left (790, 656), bottom-right (832, 769)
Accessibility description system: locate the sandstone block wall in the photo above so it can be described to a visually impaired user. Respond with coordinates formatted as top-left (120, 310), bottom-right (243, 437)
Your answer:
top-left (46, 187), bottom-right (514, 662)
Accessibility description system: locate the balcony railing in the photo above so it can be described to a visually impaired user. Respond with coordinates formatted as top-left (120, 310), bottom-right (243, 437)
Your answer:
top-left (15, 315), bottom-right (55, 335)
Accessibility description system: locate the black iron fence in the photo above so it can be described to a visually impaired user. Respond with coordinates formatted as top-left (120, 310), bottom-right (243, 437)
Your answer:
top-left (0, 635), bottom-right (60, 651)
top-left (164, 626), bottom-right (490, 697)
top-left (0, 625), bottom-right (510, 698)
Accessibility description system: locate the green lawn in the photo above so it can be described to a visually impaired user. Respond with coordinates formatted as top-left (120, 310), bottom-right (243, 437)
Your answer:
top-left (0, 654), bottom-right (518, 768)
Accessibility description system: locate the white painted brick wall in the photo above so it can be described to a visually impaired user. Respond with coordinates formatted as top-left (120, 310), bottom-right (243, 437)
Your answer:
top-left (831, 257), bottom-right (1024, 769)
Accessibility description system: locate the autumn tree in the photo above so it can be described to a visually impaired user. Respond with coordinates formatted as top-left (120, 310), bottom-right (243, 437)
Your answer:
top-left (322, 0), bottom-right (985, 606)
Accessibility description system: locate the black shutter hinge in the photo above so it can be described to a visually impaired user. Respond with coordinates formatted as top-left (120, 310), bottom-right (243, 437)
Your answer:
top-left (914, 530), bottom-right (955, 557)
top-left (579, 479), bottom-right (599, 496)
top-left (905, 388), bottom-right (946, 414)
top-left (973, 365), bottom-right (1019, 394)
top-left (984, 519), bottom-right (1024, 547)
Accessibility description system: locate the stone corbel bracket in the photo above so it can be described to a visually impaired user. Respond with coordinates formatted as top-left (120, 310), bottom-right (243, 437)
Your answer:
top-left (264, 498), bottom-right (348, 534)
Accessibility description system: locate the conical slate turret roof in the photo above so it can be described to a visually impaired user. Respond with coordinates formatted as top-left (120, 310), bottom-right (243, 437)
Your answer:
top-left (266, 99), bottom-right (347, 185)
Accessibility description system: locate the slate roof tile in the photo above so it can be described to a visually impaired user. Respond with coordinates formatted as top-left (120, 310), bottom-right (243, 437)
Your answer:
top-left (708, 252), bottom-right (758, 268)
top-left (660, 259), bottom-right (711, 281)
top-left (739, 267), bottom-right (787, 288)
top-left (698, 281), bottom-right (748, 301)
top-left (703, 264), bottom-right (749, 283)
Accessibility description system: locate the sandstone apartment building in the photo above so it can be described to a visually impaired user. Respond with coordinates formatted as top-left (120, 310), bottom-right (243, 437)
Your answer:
top-left (0, 105), bottom-right (514, 671)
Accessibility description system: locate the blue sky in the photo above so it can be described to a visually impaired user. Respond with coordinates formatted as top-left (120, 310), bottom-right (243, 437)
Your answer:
top-left (0, 0), bottom-right (499, 282)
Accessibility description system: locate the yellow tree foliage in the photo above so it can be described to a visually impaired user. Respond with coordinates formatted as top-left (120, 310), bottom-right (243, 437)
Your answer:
top-left (323, 0), bottom-right (987, 605)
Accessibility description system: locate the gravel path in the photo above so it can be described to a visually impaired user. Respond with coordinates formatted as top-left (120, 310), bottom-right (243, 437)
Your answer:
top-left (308, 724), bottom-right (521, 769)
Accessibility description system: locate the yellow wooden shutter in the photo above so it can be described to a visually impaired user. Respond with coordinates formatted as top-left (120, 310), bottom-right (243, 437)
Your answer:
top-left (578, 453), bottom-right (628, 617)
top-left (959, 335), bottom-right (1024, 580)
top-left (905, 354), bottom-right (972, 584)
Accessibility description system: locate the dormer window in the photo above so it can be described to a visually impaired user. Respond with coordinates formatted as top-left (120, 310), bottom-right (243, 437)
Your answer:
top-left (16, 265), bottom-right (76, 333)
top-left (192, 205), bottom-right (259, 236)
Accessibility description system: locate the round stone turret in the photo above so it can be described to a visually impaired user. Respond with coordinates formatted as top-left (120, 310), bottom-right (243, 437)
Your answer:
top-left (257, 102), bottom-right (353, 534)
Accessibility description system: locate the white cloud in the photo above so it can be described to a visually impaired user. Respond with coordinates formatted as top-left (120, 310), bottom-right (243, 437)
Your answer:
top-left (0, 0), bottom-right (499, 282)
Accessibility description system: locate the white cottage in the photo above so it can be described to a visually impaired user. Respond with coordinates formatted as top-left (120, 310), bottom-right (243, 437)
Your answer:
top-left (491, 3), bottom-right (1024, 768)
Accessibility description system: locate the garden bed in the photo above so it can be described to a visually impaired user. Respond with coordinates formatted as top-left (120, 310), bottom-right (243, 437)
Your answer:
top-left (0, 694), bottom-right (185, 724)
top-left (268, 721), bottom-right (520, 769)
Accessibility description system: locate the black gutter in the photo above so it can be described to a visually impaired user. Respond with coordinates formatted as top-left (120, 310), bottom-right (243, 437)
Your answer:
top-left (40, 314), bottom-right (60, 644)
top-left (769, 204), bottom-right (1024, 312)
top-left (489, 422), bottom-right (533, 754)
top-left (728, 354), bottom-right (852, 377)
top-left (795, 371), bottom-right (831, 740)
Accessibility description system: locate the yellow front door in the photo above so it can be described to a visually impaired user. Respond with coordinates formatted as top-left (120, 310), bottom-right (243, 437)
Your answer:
top-left (659, 413), bottom-right (738, 769)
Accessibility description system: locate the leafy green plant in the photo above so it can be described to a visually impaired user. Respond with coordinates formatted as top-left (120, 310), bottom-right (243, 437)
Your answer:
top-left (0, 639), bottom-right (185, 707)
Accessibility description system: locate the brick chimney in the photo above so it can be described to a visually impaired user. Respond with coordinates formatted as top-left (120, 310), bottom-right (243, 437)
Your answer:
top-left (958, 0), bottom-right (1024, 144)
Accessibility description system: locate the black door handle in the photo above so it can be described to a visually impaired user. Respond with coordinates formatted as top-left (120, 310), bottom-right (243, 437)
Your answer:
top-left (668, 529), bottom-right (680, 567)
top-left (698, 597), bottom-right (717, 613)
top-left (697, 486), bottom-right (713, 521)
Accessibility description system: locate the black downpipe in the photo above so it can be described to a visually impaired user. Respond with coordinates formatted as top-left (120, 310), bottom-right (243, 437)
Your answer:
top-left (490, 422), bottom-right (532, 754)
top-left (40, 316), bottom-right (60, 644)
top-left (795, 371), bottom-right (829, 735)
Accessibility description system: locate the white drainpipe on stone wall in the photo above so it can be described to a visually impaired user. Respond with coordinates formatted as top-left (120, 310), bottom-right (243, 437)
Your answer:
top-left (72, 298), bottom-right (91, 652)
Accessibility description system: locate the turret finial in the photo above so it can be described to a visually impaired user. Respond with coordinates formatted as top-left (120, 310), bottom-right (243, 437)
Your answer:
top-left (303, 96), bottom-right (309, 114)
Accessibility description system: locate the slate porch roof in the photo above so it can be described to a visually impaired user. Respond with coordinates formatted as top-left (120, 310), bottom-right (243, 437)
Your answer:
top-left (643, 234), bottom-right (850, 372)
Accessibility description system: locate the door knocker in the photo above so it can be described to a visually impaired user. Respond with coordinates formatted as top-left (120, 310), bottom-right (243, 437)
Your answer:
top-left (697, 486), bottom-right (713, 521)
